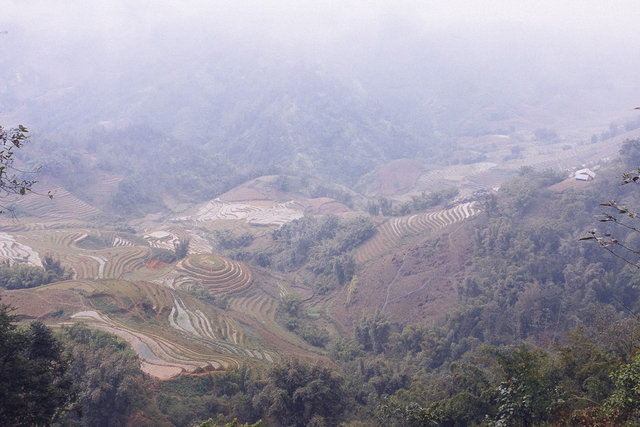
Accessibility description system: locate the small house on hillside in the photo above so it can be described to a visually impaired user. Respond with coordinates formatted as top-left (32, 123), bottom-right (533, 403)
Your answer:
top-left (575, 168), bottom-right (596, 181)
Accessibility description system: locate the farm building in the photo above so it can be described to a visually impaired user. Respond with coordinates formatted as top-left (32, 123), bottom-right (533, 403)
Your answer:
top-left (575, 168), bottom-right (596, 181)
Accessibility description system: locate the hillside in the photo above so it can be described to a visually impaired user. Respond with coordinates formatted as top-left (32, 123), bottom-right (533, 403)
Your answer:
top-left (3, 2), bottom-right (640, 424)
top-left (0, 128), bottom-right (627, 380)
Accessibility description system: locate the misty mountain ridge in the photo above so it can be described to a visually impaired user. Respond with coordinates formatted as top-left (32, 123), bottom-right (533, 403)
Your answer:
top-left (4, 3), bottom-right (640, 426)
top-left (3, 16), bottom-right (638, 197)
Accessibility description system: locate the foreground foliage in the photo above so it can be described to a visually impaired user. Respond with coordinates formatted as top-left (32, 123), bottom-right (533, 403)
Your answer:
top-left (0, 301), bottom-right (75, 426)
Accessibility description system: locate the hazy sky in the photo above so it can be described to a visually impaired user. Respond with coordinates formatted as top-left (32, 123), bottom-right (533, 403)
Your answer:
top-left (2, 1), bottom-right (640, 133)
top-left (4, 1), bottom-right (640, 46)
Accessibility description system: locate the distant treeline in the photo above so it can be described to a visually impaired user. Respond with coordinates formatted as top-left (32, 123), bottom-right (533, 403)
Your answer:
top-left (367, 187), bottom-right (458, 216)
top-left (225, 215), bottom-right (374, 294)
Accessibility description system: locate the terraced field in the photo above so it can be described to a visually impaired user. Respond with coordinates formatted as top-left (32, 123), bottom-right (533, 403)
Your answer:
top-left (229, 291), bottom-right (277, 322)
top-left (0, 219), bottom-right (97, 232)
top-left (0, 174), bottom-right (481, 380)
top-left (6, 187), bottom-right (100, 220)
top-left (168, 296), bottom-right (273, 359)
top-left (177, 254), bottom-right (253, 295)
top-left (355, 202), bottom-right (480, 263)
top-left (0, 232), bottom-right (42, 266)
top-left (8, 229), bottom-right (150, 281)
top-left (176, 199), bottom-right (304, 226)
top-left (143, 228), bottom-right (213, 255)
top-left (2, 277), bottom-right (277, 379)
top-left (88, 174), bottom-right (123, 203)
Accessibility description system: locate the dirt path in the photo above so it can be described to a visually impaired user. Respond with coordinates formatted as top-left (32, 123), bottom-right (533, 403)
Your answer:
top-left (382, 252), bottom-right (408, 312)
top-left (447, 222), bottom-right (467, 269)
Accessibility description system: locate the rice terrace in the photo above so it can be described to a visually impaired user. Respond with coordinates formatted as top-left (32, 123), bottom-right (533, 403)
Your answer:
top-left (5, 4), bottom-right (640, 425)
top-left (0, 161), bottom-right (498, 381)
top-left (2, 113), bottom-right (637, 385)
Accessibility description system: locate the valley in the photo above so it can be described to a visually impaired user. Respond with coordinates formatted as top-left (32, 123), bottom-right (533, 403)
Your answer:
top-left (1, 125), bottom-right (633, 380)
top-left (3, 4), bottom-right (640, 423)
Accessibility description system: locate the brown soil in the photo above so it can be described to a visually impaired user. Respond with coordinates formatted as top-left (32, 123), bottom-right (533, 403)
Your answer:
top-left (302, 197), bottom-right (351, 215)
top-left (219, 175), bottom-right (282, 201)
top-left (141, 362), bottom-right (185, 380)
top-left (548, 177), bottom-right (593, 192)
top-left (1, 287), bottom-right (87, 320)
top-left (146, 259), bottom-right (170, 270)
top-left (219, 176), bottom-right (352, 217)
top-left (331, 222), bottom-right (473, 330)
top-left (376, 159), bottom-right (422, 196)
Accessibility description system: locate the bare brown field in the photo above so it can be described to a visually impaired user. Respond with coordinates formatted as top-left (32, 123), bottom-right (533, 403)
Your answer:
top-left (302, 197), bottom-right (351, 215)
top-left (375, 159), bottom-right (423, 196)
top-left (333, 222), bottom-right (473, 328)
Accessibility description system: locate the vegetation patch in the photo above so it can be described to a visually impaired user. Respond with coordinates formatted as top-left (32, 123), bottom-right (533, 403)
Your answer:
top-left (276, 294), bottom-right (329, 348)
top-left (75, 234), bottom-right (111, 250)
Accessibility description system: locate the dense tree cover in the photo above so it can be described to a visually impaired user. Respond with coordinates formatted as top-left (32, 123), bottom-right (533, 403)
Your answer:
top-left (55, 324), bottom-right (147, 427)
top-left (215, 230), bottom-right (254, 250)
top-left (583, 139), bottom-right (640, 268)
top-left (123, 359), bottom-right (348, 427)
top-left (0, 301), bottom-right (75, 426)
top-left (0, 256), bottom-right (72, 289)
top-left (174, 238), bottom-right (191, 260)
top-left (258, 215), bottom-right (374, 292)
top-left (355, 310), bottom-right (391, 354)
top-left (275, 294), bottom-right (329, 347)
top-left (313, 166), bottom-right (640, 426)
top-left (254, 358), bottom-right (347, 426)
top-left (367, 187), bottom-right (459, 217)
top-left (22, 126), bottom-right (249, 217)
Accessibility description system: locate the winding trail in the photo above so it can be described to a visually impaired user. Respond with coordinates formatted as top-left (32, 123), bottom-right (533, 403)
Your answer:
top-left (382, 252), bottom-right (408, 311)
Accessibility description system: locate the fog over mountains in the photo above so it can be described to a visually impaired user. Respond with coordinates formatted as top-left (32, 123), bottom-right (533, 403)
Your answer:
top-left (2, 2), bottom-right (639, 173)
top-left (4, 3), bottom-right (640, 426)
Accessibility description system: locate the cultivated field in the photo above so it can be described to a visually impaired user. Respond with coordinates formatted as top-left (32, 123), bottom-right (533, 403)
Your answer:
top-left (355, 202), bottom-right (480, 263)
top-left (0, 175), bottom-right (487, 379)
top-left (176, 254), bottom-right (253, 296)
top-left (0, 232), bottom-right (42, 266)
top-left (175, 198), bottom-right (304, 226)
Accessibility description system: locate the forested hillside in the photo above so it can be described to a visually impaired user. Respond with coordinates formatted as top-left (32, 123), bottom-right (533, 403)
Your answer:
top-left (3, 1), bottom-right (640, 426)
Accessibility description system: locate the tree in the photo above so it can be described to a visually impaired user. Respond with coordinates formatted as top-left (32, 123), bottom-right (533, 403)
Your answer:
top-left (0, 125), bottom-right (50, 213)
top-left (491, 345), bottom-right (560, 427)
top-left (254, 358), bottom-right (347, 427)
top-left (57, 323), bottom-right (144, 427)
top-left (355, 310), bottom-right (391, 354)
top-left (174, 237), bottom-right (190, 259)
top-left (581, 138), bottom-right (640, 268)
top-left (0, 300), bottom-right (75, 425)
top-left (602, 351), bottom-right (640, 424)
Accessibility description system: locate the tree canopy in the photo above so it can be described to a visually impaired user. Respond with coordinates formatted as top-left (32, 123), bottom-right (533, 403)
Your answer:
top-left (0, 301), bottom-right (75, 426)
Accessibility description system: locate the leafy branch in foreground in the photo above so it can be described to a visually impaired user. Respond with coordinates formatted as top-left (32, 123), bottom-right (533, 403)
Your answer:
top-left (0, 125), bottom-right (51, 213)
top-left (581, 202), bottom-right (640, 269)
top-left (581, 135), bottom-right (640, 269)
